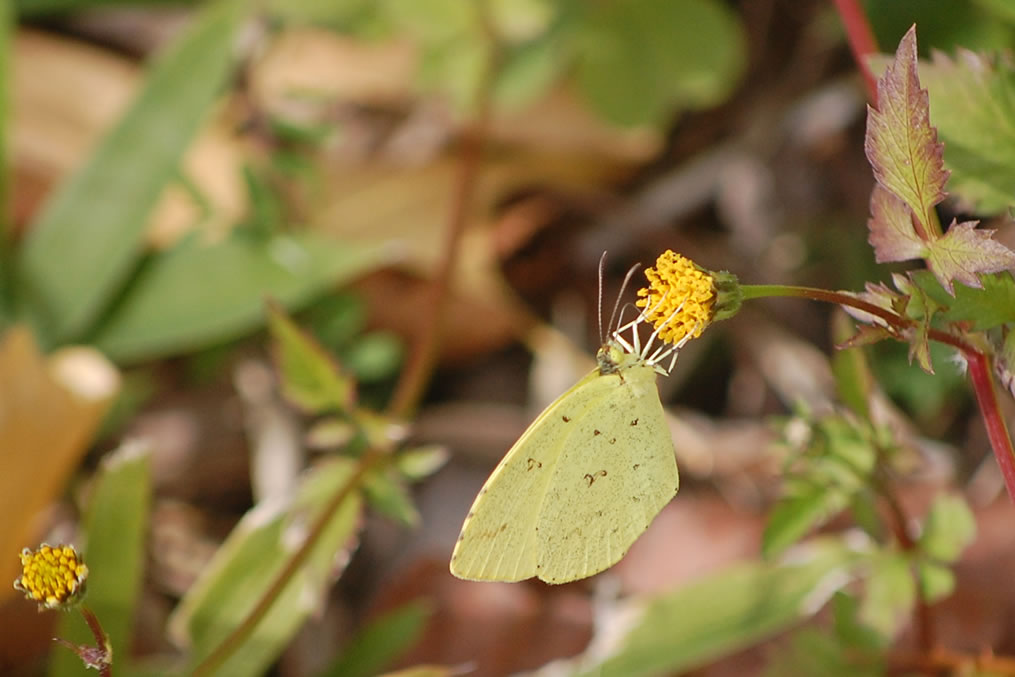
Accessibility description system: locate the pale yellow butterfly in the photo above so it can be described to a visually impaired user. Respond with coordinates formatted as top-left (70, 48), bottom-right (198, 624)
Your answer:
top-left (450, 277), bottom-right (693, 584)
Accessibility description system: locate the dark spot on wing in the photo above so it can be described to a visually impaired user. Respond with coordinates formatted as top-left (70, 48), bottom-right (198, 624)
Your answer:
top-left (633, 463), bottom-right (641, 470)
top-left (593, 429), bottom-right (601, 436)
top-left (527, 458), bottom-right (542, 471)
top-left (467, 511), bottom-right (475, 518)
top-left (630, 418), bottom-right (639, 426)
top-left (583, 470), bottom-right (608, 486)
top-left (609, 437), bottom-right (616, 444)
top-left (562, 415), bottom-right (571, 422)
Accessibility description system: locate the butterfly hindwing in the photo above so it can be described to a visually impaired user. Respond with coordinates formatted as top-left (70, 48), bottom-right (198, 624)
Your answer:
top-left (535, 362), bottom-right (678, 583)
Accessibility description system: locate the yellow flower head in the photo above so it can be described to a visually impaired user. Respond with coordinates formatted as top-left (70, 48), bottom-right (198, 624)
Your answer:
top-left (636, 250), bottom-right (717, 345)
top-left (14, 544), bottom-right (89, 610)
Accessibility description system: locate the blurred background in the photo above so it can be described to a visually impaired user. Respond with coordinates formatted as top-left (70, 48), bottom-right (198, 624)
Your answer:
top-left (3, 0), bottom-right (1015, 676)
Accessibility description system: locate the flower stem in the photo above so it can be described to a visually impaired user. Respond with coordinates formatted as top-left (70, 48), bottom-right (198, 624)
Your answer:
top-left (741, 283), bottom-right (1015, 503)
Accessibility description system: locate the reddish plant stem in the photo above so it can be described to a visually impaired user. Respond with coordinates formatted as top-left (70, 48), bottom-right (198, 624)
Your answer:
top-left (966, 349), bottom-right (1015, 500)
top-left (742, 284), bottom-right (1015, 505)
top-left (875, 473), bottom-right (935, 653)
top-left (387, 74), bottom-right (494, 420)
top-left (832, 0), bottom-right (880, 103)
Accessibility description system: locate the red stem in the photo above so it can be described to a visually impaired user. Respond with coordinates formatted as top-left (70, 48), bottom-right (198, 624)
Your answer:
top-left (966, 349), bottom-right (1015, 501)
top-left (833, 0), bottom-right (880, 103)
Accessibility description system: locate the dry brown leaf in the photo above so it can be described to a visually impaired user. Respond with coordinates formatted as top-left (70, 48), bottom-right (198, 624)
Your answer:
top-left (0, 328), bottom-right (120, 601)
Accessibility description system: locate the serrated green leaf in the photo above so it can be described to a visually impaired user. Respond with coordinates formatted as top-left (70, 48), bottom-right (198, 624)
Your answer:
top-left (921, 49), bottom-right (1015, 213)
top-left (919, 493), bottom-right (977, 563)
top-left (569, 539), bottom-right (859, 677)
top-left (17, 0), bottom-right (245, 344)
top-left (50, 441), bottom-right (152, 677)
top-left (864, 25), bottom-right (947, 229)
top-left (315, 600), bottom-right (430, 677)
top-left (924, 220), bottom-right (1015, 295)
top-left (763, 486), bottom-right (850, 558)
top-left (169, 458), bottom-right (363, 676)
top-left (909, 269), bottom-right (1015, 330)
top-left (917, 560), bottom-right (956, 603)
top-left (572, 0), bottom-right (744, 126)
top-left (91, 233), bottom-right (385, 363)
top-left (362, 469), bottom-right (419, 527)
top-left (267, 302), bottom-right (356, 413)
top-left (940, 272), bottom-right (1015, 329)
top-left (859, 551), bottom-right (916, 638)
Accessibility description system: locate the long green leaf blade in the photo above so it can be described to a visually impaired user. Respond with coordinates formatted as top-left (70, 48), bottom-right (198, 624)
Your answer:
top-left (49, 441), bottom-right (152, 677)
top-left (91, 233), bottom-right (386, 363)
top-left (568, 540), bottom-right (859, 677)
top-left (169, 458), bottom-right (363, 677)
top-left (18, 0), bottom-right (243, 344)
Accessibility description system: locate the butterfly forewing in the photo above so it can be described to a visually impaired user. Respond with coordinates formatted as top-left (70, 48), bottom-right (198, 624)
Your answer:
top-left (450, 369), bottom-right (602, 581)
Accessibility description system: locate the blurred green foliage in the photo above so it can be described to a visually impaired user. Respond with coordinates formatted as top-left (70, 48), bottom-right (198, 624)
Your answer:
top-left (4, 1), bottom-right (1006, 676)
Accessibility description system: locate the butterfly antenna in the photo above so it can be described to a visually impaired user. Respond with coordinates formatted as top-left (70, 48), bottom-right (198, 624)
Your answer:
top-left (597, 251), bottom-right (608, 345)
top-left (608, 262), bottom-right (642, 337)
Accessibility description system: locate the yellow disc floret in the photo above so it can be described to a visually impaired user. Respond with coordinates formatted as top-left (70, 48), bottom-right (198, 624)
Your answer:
top-left (636, 250), bottom-right (716, 345)
top-left (14, 544), bottom-right (89, 610)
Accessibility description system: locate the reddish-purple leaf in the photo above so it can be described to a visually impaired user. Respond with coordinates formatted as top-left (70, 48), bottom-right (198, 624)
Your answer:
top-left (924, 219), bottom-right (1015, 294)
top-left (868, 185), bottom-right (927, 263)
top-left (841, 281), bottom-right (904, 328)
top-left (864, 25), bottom-right (949, 231)
top-left (837, 324), bottom-right (894, 350)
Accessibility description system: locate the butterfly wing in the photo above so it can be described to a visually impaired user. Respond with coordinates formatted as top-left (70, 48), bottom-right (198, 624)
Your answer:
top-left (450, 368), bottom-right (603, 582)
top-left (534, 363), bottom-right (678, 583)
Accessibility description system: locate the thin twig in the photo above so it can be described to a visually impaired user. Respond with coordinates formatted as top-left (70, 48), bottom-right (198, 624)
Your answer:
top-left (388, 26), bottom-right (498, 420)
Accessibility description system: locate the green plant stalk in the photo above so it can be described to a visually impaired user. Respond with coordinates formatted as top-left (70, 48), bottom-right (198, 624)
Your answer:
top-left (741, 284), bottom-right (1015, 504)
top-left (190, 447), bottom-right (385, 677)
top-left (871, 464), bottom-right (935, 652)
